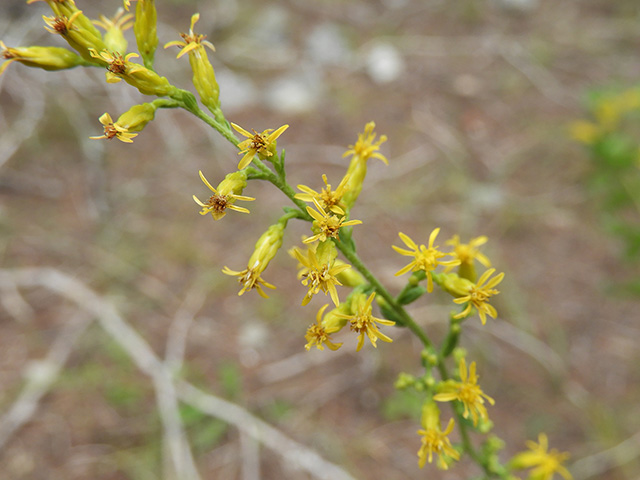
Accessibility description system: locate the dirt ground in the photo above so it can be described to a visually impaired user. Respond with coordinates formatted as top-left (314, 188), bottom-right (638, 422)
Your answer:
top-left (1, 0), bottom-right (639, 479)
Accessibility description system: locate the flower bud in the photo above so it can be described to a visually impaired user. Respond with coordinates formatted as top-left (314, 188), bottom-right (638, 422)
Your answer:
top-left (115, 102), bottom-right (157, 132)
top-left (247, 222), bottom-right (285, 275)
top-left (134, 0), bottom-right (158, 68)
top-left (216, 170), bottom-right (249, 197)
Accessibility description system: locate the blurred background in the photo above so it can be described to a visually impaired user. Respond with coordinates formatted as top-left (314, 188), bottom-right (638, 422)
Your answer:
top-left (1, 0), bottom-right (639, 479)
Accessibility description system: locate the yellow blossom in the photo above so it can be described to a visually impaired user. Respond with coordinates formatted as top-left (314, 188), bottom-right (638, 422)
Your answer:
top-left (417, 402), bottom-right (460, 469)
top-left (303, 198), bottom-right (362, 244)
top-left (342, 121), bottom-right (388, 164)
top-left (304, 304), bottom-right (343, 351)
top-left (510, 433), bottom-right (572, 480)
top-left (446, 234), bottom-right (491, 282)
top-left (434, 357), bottom-right (495, 426)
top-left (453, 268), bottom-right (504, 324)
top-left (89, 112), bottom-right (137, 143)
top-left (193, 170), bottom-right (255, 220)
top-left (231, 123), bottom-right (289, 170)
top-left (341, 121), bottom-right (388, 208)
top-left (88, 48), bottom-right (175, 96)
top-left (164, 13), bottom-right (215, 58)
top-left (42, 11), bottom-right (107, 65)
top-left (335, 292), bottom-right (395, 351)
top-left (222, 222), bottom-right (284, 298)
top-left (392, 229), bottom-right (461, 293)
top-left (292, 240), bottom-right (351, 306)
top-left (295, 173), bottom-right (350, 212)
top-left (0, 41), bottom-right (85, 77)
top-left (165, 14), bottom-right (219, 112)
top-left (92, 9), bottom-right (134, 54)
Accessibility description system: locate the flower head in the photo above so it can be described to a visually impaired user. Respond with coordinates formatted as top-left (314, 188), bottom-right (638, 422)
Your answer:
top-left (342, 121), bottom-right (388, 164)
top-left (89, 47), bottom-right (175, 96)
top-left (335, 292), bottom-right (395, 351)
top-left (222, 222), bottom-right (284, 298)
top-left (89, 112), bottom-right (137, 143)
top-left (433, 358), bottom-right (495, 426)
top-left (304, 304), bottom-right (343, 351)
top-left (164, 13), bottom-right (214, 58)
top-left (295, 173), bottom-right (350, 213)
top-left (193, 170), bottom-right (255, 220)
top-left (452, 268), bottom-right (504, 324)
top-left (392, 229), bottom-right (461, 292)
top-left (510, 433), bottom-right (572, 480)
top-left (292, 240), bottom-right (351, 306)
top-left (93, 9), bottom-right (134, 54)
top-left (303, 198), bottom-right (362, 244)
top-left (0, 41), bottom-right (84, 77)
top-left (417, 402), bottom-right (460, 469)
top-left (231, 123), bottom-right (289, 170)
top-left (446, 234), bottom-right (491, 268)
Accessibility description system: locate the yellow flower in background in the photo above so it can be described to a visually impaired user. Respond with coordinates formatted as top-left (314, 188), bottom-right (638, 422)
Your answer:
top-left (295, 173), bottom-right (350, 213)
top-left (304, 304), bottom-right (343, 351)
top-left (453, 268), bottom-right (504, 324)
top-left (434, 358), bottom-right (495, 426)
top-left (446, 234), bottom-right (491, 282)
top-left (446, 234), bottom-right (491, 268)
top-left (393, 229), bottom-right (461, 293)
top-left (193, 170), bottom-right (255, 220)
top-left (303, 198), bottom-right (362, 244)
top-left (417, 402), bottom-right (460, 469)
top-left (568, 120), bottom-right (602, 145)
top-left (343, 121), bottom-right (388, 164)
top-left (510, 433), bottom-right (572, 480)
top-left (164, 13), bottom-right (215, 58)
top-left (335, 292), bottom-right (394, 351)
top-left (93, 9), bottom-right (134, 54)
top-left (292, 240), bottom-right (351, 306)
top-left (89, 112), bottom-right (137, 143)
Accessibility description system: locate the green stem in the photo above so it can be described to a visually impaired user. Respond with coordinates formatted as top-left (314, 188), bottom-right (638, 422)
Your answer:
top-left (333, 240), bottom-right (434, 350)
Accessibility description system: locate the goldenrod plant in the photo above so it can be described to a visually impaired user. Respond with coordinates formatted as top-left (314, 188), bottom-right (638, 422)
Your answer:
top-left (1, 1), bottom-right (573, 478)
top-left (570, 87), bottom-right (640, 292)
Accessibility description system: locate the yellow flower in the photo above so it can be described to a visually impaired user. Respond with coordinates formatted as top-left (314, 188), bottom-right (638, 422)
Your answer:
top-left (342, 121), bottom-right (388, 164)
top-left (88, 48), bottom-right (175, 96)
top-left (303, 198), bottom-right (362, 244)
top-left (295, 173), bottom-right (350, 212)
top-left (42, 11), bottom-right (108, 65)
top-left (0, 41), bottom-right (84, 77)
top-left (222, 222), bottom-right (284, 298)
top-left (568, 120), bottom-right (601, 145)
top-left (88, 48), bottom-right (139, 83)
top-left (392, 229), bottom-right (461, 293)
top-left (304, 304), bottom-right (343, 351)
top-left (510, 433), bottom-right (572, 480)
top-left (292, 240), bottom-right (351, 306)
top-left (446, 234), bottom-right (491, 282)
top-left (417, 402), bottom-right (460, 469)
top-left (433, 358), bottom-right (495, 426)
top-left (231, 123), bottom-right (289, 170)
top-left (446, 234), bottom-right (491, 268)
top-left (89, 112), bottom-right (138, 143)
top-left (164, 13), bottom-right (215, 59)
top-left (341, 121), bottom-right (388, 208)
top-left (92, 9), bottom-right (134, 54)
top-left (335, 292), bottom-right (395, 351)
top-left (192, 170), bottom-right (255, 220)
top-left (452, 268), bottom-right (504, 324)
